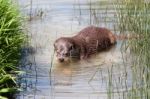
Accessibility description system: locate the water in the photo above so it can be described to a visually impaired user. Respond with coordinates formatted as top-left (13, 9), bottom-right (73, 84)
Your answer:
top-left (16, 0), bottom-right (133, 99)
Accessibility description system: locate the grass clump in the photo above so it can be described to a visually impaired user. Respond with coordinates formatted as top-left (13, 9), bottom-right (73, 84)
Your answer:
top-left (0, 0), bottom-right (26, 98)
top-left (115, 0), bottom-right (150, 99)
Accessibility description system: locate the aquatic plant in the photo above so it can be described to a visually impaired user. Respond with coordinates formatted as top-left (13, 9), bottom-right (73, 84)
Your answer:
top-left (114, 0), bottom-right (150, 99)
top-left (0, 0), bottom-right (25, 98)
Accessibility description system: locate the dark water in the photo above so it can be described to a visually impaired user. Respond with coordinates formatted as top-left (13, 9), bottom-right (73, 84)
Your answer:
top-left (16, 0), bottom-right (133, 99)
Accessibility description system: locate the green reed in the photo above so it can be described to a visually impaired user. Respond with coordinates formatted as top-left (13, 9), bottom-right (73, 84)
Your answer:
top-left (114, 0), bottom-right (150, 99)
top-left (0, 0), bottom-right (26, 98)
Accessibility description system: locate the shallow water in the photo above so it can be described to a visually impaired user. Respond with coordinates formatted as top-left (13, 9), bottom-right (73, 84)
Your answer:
top-left (16, 0), bottom-right (133, 99)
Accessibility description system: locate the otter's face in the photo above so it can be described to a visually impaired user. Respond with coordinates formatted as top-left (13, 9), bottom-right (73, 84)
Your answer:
top-left (54, 38), bottom-right (74, 62)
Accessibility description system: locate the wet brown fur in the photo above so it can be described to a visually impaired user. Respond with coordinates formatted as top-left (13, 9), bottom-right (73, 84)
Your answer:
top-left (54, 26), bottom-right (116, 62)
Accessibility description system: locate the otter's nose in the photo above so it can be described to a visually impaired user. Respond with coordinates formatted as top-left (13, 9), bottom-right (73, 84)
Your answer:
top-left (59, 58), bottom-right (64, 62)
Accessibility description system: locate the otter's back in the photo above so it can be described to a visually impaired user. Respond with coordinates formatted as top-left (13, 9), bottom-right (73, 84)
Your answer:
top-left (76, 26), bottom-right (116, 44)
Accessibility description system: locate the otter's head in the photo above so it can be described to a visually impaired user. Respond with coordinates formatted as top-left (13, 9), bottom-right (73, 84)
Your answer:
top-left (54, 37), bottom-right (76, 62)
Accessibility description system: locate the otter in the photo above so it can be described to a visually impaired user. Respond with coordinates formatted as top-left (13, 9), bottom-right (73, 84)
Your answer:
top-left (54, 26), bottom-right (117, 62)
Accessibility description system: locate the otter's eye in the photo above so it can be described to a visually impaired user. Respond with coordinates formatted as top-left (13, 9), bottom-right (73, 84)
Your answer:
top-left (63, 53), bottom-right (69, 56)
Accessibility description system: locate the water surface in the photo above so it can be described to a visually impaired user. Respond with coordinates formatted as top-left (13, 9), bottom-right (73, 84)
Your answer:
top-left (17, 0), bottom-right (133, 99)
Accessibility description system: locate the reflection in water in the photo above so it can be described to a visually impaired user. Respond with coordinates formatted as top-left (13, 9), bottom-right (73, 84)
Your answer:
top-left (17, 0), bottom-right (133, 99)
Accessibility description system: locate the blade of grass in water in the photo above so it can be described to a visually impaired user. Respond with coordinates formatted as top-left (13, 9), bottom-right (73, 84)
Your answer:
top-left (113, 0), bottom-right (150, 99)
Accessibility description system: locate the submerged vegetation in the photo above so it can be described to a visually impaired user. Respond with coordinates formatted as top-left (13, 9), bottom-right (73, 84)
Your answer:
top-left (114, 0), bottom-right (150, 99)
top-left (0, 0), bottom-right (25, 98)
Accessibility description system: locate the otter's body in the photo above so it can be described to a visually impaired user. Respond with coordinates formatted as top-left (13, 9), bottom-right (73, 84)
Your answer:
top-left (54, 26), bottom-right (116, 62)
